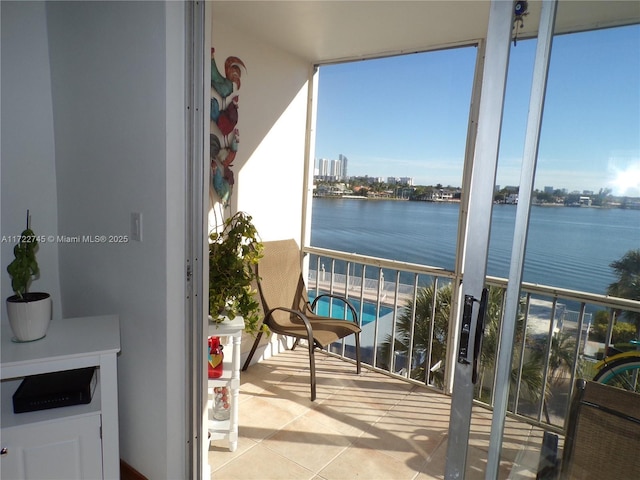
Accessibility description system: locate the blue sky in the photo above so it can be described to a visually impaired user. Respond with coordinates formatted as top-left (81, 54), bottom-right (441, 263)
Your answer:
top-left (315, 24), bottom-right (640, 196)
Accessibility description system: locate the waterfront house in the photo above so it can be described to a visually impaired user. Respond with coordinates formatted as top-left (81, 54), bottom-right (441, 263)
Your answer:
top-left (578, 196), bottom-right (593, 207)
top-left (430, 190), bottom-right (456, 202)
top-left (506, 193), bottom-right (519, 204)
top-left (2, 1), bottom-right (639, 479)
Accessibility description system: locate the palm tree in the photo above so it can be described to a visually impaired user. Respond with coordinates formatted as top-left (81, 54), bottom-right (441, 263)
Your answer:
top-left (475, 287), bottom-right (544, 405)
top-left (546, 331), bottom-right (577, 386)
top-left (607, 249), bottom-right (640, 338)
top-left (379, 283), bottom-right (544, 401)
top-left (379, 282), bottom-right (451, 388)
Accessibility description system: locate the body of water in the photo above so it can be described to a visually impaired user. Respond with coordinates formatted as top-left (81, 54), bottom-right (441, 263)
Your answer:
top-left (310, 198), bottom-right (640, 296)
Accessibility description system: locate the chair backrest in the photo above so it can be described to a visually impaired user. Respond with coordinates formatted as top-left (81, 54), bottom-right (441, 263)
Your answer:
top-left (562, 379), bottom-right (640, 479)
top-left (256, 239), bottom-right (309, 322)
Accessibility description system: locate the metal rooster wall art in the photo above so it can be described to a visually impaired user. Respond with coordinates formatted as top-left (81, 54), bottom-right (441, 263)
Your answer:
top-left (210, 48), bottom-right (246, 207)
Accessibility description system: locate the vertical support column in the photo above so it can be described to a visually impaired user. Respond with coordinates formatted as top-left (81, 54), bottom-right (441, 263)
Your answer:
top-left (486, 2), bottom-right (558, 478)
top-left (444, 1), bottom-right (513, 478)
top-left (448, 36), bottom-right (485, 395)
top-left (185, 1), bottom-right (207, 478)
top-left (301, 66), bottom-right (319, 256)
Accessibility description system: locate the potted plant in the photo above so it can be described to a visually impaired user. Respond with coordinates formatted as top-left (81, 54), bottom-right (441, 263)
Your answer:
top-left (6, 211), bottom-right (52, 342)
top-left (209, 211), bottom-right (263, 335)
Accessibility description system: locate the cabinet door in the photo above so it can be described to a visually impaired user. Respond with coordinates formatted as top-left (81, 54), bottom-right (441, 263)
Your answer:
top-left (1, 414), bottom-right (103, 480)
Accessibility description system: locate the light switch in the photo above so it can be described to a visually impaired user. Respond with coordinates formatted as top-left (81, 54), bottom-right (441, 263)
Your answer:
top-left (131, 212), bottom-right (143, 242)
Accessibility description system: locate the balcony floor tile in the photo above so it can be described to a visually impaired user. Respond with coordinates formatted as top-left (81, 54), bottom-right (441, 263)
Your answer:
top-left (209, 348), bottom-right (545, 479)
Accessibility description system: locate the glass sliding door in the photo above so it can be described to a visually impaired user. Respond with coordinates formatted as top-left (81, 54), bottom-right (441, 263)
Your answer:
top-left (486, 4), bottom-right (640, 479)
top-left (485, 2), bottom-right (559, 477)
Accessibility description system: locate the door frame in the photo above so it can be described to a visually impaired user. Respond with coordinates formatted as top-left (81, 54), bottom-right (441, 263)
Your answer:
top-left (185, 1), bottom-right (207, 479)
top-left (444, 1), bottom-right (514, 478)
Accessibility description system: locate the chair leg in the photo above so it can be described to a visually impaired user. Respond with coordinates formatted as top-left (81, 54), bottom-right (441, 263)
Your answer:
top-left (308, 341), bottom-right (316, 401)
top-left (355, 332), bottom-right (361, 375)
top-left (242, 330), bottom-right (263, 371)
top-left (291, 337), bottom-right (300, 351)
top-left (536, 431), bottom-right (559, 480)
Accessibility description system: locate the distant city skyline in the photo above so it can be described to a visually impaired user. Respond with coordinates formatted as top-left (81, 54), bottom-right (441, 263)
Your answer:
top-left (314, 156), bottom-right (612, 195)
top-left (314, 154), bottom-right (349, 181)
top-left (315, 24), bottom-right (639, 197)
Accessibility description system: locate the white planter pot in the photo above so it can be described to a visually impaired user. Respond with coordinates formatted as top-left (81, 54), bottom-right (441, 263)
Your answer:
top-left (6, 292), bottom-right (52, 342)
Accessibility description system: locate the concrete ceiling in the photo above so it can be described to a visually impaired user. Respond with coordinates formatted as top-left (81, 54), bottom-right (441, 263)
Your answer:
top-left (213, 1), bottom-right (640, 64)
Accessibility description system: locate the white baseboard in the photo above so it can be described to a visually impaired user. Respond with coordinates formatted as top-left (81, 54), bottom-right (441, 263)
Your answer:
top-left (239, 333), bottom-right (295, 367)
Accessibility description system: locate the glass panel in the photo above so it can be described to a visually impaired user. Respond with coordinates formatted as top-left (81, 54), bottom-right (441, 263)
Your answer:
top-left (494, 24), bottom-right (640, 294)
top-left (492, 18), bottom-right (640, 477)
top-left (311, 47), bottom-right (476, 270)
top-left (310, 46), bottom-right (476, 389)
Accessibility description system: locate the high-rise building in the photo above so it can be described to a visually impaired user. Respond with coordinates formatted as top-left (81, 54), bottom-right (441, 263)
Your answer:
top-left (330, 159), bottom-right (341, 179)
top-left (315, 158), bottom-right (329, 178)
top-left (339, 154), bottom-right (348, 180)
top-left (398, 177), bottom-right (413, 186)
top-left (315, 154), bottom-right (348, 181)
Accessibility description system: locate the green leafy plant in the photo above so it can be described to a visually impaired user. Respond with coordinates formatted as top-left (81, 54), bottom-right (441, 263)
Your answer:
top-left (209, 212), bottom-right (263, 335)
top-left (7, 214), bottom-right (40, 299)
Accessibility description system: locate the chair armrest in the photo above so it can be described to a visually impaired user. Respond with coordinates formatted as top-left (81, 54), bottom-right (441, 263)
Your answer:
top-left (265, 306), bottom-right (315, 342)
top-left (310, 294), bottom-right (359, 324)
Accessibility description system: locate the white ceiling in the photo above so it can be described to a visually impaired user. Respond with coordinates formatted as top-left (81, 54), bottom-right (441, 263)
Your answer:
top-left (213, 1), bottom-right (640, 64)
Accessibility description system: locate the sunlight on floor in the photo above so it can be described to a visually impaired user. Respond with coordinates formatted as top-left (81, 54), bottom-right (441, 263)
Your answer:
top-left (209, 349), bottom-right (545, 480)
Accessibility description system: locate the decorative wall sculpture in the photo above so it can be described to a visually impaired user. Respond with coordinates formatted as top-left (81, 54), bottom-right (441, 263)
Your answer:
top-left (210, 48), bottom-right (246, 207)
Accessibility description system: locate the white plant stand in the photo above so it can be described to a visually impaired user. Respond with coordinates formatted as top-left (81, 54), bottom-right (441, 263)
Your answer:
top-left (1, 315), bottom-right (120, 479)
top-left (207, 316), bottom-right (244, 452)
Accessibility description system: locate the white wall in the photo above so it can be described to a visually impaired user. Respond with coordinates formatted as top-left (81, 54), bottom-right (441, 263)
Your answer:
top-left (210, 15), bottom-right (310, 243)
top-left (1, 1), bottom-right (62, 320)
top-left (46, 2), bottom-right (187, 477)
top-left (0, 2), bottom-right (187, 478)
top-left (210, 12), bottom-right (312, 362)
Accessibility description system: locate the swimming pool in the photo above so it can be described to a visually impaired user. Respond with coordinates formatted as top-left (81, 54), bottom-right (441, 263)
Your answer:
top-left (308, 292), bottom-right (394, 326)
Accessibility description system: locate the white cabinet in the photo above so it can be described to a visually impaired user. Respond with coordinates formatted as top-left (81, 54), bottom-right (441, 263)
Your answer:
top-left (1, 413), bottom-right (103, 479)
top-left (1, 315), bottom-right (120, 480)
top-left (207, 316), bottom-right (244, 452)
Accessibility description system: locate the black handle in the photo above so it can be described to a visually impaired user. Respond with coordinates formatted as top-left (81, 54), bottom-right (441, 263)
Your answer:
top-left (457, 295), bottom-right (475, 365)
top-left (472, 288), bottom-right (488, 384)
top-left (457, 289), bottom-right (488, 384)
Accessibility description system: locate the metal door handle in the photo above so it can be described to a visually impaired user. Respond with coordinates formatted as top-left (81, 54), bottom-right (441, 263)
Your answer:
top-left (472, 288), bottom-right (488, 384)
top-left (457, 295), bottom-right (474, 365)
top-left (457, 289), bottom-right (488, 384)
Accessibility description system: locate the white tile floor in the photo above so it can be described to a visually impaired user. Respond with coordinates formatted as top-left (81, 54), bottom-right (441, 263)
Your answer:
top-left (209, 349), bottom-right (546, 480)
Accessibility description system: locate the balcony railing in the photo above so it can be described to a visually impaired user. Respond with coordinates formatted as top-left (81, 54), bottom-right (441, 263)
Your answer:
top-left (303, 245), bottom-right (640, 434)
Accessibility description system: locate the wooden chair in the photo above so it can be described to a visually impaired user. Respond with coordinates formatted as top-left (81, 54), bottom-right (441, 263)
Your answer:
top-left (242, 239), bottom-right (361, 401)
top-left (537, 379), bottom-right (640, 479)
